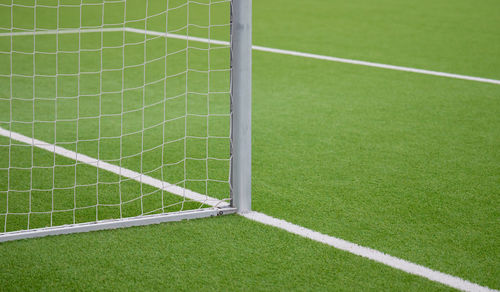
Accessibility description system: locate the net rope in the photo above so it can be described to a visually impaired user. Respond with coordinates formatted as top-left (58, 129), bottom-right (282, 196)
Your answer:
top-left (0, 0), bottom-right (231, 234)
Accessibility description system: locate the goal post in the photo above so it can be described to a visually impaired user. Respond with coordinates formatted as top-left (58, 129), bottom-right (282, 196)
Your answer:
top-left (0, 0), bottom-right (251, 242)
top-left (230, 0), bottom-right (252, 214)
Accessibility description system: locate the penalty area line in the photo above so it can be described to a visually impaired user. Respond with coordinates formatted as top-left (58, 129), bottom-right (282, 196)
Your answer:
top-left (0, 127), bottom-right (496, 291)
top-left (2, 27), bottom-right (498, 85)
top-left (129, 27), bottom-right (500, 86)
top-left (252, 45), bottom-right (500, 85)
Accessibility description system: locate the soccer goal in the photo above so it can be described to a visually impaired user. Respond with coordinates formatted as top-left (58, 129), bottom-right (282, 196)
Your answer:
top-left (0, 0), bottom-right (251, 242)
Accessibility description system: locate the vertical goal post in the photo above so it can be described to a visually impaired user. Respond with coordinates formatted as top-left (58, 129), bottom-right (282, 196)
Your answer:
top-left (0, 0), bottom-right (251, 242)
top-left (230, 0), bottom-right (252, 214)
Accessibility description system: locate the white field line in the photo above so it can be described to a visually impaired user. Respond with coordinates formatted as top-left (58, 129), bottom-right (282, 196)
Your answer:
top-left (251, 45), bottom-right (500, 85)
top-left (243, 212), bottom-right (497, 292)
top-left (0, 27), bottom-right (124, 37)
top-left (128, 27), bottom-right (500, 86)
top-left (2, 27), bottom-right (499, 85)
top-left (123, 27), bottom-right (230, 46)
top-left (1, 28), bottom-right (498, 291)
top-left (1, 127), bottom-right (497, 292)
top-left (0, 127), bottom-right (228, 208)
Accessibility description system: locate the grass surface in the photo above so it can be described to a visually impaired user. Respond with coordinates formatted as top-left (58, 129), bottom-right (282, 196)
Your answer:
top-left (0, 215), bottom-right (453, 291)
top-left (254, 0), bottom-right (500, 79)
top-left (252, 51), bottom-right (500, 289)
top-left (1, 0), bottom-right (500, 290)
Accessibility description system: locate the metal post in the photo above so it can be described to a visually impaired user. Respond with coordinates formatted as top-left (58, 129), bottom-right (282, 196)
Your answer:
top-left (231, 0), bottom-right (252, 213)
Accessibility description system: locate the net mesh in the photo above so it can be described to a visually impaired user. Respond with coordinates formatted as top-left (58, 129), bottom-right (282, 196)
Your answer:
top-left (0, 0), bottom-right (232, 233)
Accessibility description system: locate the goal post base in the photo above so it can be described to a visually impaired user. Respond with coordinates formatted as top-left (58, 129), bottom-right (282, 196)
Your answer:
top-left (0, 207), bottom-right (237, 243)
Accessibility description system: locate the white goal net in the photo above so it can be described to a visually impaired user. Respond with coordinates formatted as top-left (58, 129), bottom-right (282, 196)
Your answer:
top-left (0, 0), bottom-right (251, 240)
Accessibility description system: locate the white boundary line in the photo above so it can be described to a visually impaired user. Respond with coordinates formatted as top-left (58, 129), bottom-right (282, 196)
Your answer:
top-left (0, 127), bottom-right (228, 208)
top-left (1, 127), bottom-right (497, 291)
top-left (0, 27), bottom-right (124, 36)
top-left (128, 27), bottom-right (500, 85)
top-left (124, 27), bottom-right (230, 46)
top-left (1, 29), bottom-right (498, 291)
top-left (251, 45), bottom-right (500, 85)
top-left (243, 212), bottom-right (497, 292)
top-left (1, 27), bottom-right (499, 85)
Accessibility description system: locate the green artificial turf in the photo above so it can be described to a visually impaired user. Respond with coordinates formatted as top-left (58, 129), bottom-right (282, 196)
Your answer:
top-left (0, 215), bottom-right (453, 291)
top-left (254, 0), bottom-right (500, 80)
top-left (1, 0), bottom-right (500, 290)
top-left (250, 0), bottom-right (500, 288)
top-left (252, 52), bottom-right (500, 289)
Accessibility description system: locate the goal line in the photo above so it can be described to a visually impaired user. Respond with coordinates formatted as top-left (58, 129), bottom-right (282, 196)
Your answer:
top-left (0, 126), bottom-right (235, 242)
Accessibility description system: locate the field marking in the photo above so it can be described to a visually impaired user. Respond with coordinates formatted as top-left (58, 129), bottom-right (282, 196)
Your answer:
top-left (1, 127), bottom-right (497, 292)
top-left (0, 127), bottom-right (228, 208)
top-left (0, 28), bottom-right (124, 37)
top-left (131, 27), bottom-right (500, 85)
top-left (129, 27), bottom-right (500, 85)
top-left (243, 212), bottom-right (497, 292)
top-left (124, 27), bottom-right (230, 46)
top-left (2, 27), bottom-right (499, 85)
top-left (251, 45), bottom-right (500, 85)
